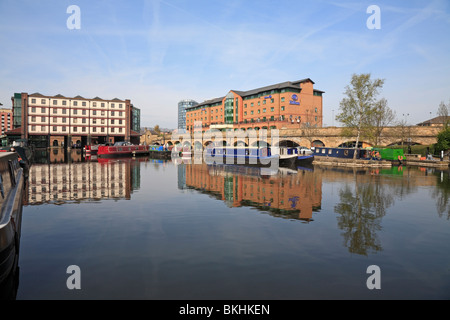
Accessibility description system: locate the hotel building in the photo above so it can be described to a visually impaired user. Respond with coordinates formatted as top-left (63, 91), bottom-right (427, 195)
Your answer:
top-left (185, 78), bottom-right (324, 133)
top-left (9, 92), bottom-right (141, 148)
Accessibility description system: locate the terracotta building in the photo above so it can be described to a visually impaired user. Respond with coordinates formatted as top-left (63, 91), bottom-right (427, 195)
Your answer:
top-left (185, 78), bottom-right (324, 133)
top-left (8, 92), bottom-right (141, 148)
top-left (0, 108), bottom-right (13, 136)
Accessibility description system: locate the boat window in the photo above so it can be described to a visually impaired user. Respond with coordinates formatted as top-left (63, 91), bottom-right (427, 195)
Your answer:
top-left (322, 149), bottom-right (326, 154)
top-left (328, 150), bottom-right (332, 155)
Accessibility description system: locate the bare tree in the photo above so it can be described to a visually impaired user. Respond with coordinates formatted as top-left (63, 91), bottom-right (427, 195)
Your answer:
top-left (336, 73), bottom-right (385, 159)
top-left (437, 100), bottom-right (449, 128)
top-left (370, 98), bottom-right (396, 146)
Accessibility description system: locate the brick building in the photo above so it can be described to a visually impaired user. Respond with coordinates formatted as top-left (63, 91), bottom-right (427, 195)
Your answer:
top-left (185, 78), bottom-right (324, 133)
top-left (8, 92), bottom-right (141, 148)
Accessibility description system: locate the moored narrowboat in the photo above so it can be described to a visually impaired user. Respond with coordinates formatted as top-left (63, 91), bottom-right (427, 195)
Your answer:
top-left (205, 146), bottom-right (281, 167)
top-left (97, 142), bottom-right (149, 158)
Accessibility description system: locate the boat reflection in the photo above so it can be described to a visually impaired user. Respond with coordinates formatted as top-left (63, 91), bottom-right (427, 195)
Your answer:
top-left (178, 162), bottom-right (322, 222)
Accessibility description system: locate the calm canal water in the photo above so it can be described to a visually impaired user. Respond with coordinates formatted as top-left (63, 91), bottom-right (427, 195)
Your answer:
top-left (14, 149), bottom-right (450, 299)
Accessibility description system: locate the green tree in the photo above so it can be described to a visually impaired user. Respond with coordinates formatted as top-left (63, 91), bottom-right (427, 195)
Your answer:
top-left (435, 126), bottom-right (450, 153)
top-left (336, 73), bottom-right (385, 159)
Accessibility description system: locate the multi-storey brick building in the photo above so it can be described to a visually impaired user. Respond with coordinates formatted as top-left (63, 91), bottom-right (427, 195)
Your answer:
top-left (185, 78), bottom-right (324, 133)
top-left (0, 108), bottom-right (13, 136)
top-left (8, 92), bottom-right (141, 148)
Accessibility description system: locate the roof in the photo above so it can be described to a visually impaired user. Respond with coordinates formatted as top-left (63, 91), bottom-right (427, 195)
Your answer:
top-left (417, 116), bottom-right (450, 126)
top-left (5, 127), bottom-right (22, 135)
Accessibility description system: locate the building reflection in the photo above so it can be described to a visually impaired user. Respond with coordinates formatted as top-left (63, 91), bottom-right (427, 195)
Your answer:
top-left (25, 155), bottom-right (144, 205)
top-left (179, 162), bottom-right (322, 222)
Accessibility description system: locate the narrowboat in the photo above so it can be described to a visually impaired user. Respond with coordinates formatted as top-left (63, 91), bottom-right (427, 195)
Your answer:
top-left (148, 145), bottom-right (172, 160)
top-left (84, 144), bottom-right (104, 155)
top-left (205, 146), bottom-right (281, 167)
top-left (312, 147), bottom-right (371, 159)
top-left (97, 142), bottom-right (150, 158)
top-left (0, 151), bottom-right (25, 299)
top-left (282, 147), bottom-right (314, 166)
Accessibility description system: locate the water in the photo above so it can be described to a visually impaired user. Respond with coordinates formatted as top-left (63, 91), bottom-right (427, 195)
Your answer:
top-left (14, 150), bottom-right (450, 299)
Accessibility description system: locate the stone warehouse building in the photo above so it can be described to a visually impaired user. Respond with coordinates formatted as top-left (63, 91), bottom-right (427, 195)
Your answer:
top-left (8, 92), bottom-right (141, 148)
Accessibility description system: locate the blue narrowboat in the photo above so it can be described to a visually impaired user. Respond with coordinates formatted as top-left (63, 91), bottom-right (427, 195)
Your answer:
top-left (312, 147), bottom-right (371, 159)
top-left (205, 147), bottom-right (282, 167)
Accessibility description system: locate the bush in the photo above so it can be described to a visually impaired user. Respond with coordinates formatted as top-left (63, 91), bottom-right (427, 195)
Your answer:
top-left (435, 127), bottom-right (450, 153)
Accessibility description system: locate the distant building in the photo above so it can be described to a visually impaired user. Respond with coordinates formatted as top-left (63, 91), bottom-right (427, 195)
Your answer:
top-left (8, 92), bottom-right (141, 148)
top-left (417, 116), bottom-right (450, 127)
top-left (178, 99), bottom-right (198, 130)
top-left (0, 108), bottom-right (13, 135)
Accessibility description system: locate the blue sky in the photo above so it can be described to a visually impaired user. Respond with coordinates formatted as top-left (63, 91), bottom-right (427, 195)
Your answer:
top-left (0, 0), bottom-right (449, 129)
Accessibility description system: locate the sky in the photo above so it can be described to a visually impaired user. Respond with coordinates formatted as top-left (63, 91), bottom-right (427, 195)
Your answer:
top-left (0, 0), bottom-right (449, 129)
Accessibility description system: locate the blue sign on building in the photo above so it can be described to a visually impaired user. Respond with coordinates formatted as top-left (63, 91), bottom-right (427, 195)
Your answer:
top-left (289, 94), bottom-right (300, 105)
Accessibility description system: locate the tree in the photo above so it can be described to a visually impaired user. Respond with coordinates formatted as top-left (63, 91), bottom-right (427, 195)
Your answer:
top-left (435, 126), bottom-right (450, 153)
top-left (437, 100), bottom-right (449, 128)
top-left (336, 73), bottom-right (385, 159)
top-left (370, 98), bottom-right (396, 146)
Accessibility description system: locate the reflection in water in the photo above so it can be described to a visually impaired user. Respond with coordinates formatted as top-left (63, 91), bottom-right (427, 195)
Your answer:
top-left (26, 152), bottom-right (143, 205)
top-left (432, 170), bottom-right (450, 220)
top-left (179, 163), bottom-right (322, 222)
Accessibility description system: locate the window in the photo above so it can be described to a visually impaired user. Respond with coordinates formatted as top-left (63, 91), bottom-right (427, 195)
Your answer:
top-left (118, 120), bottom-right (122, 124)
top-left (31, 125), bottom-right (36, 131)
top-left (101, 103), bottom-right (105, 107)
top-left (258, 109), bottom-right (261, 114)
top-left (111, 111), bottom-right (115, 116)
top-left (82, 102), bottom-right (86, 106)
top-left (82, 118), bottom-right (86, 124)
top-left (82, 127), bottom-right (86, 132)
top-left (62, 100), bottom-right (66, 106)
top-left (263, 108), bottom-right (266, 113)
top-left (111, 128), bottom-right (115, 132)
top-left (93, 110), bottom-right (97, 115)
top-left (82, 110), bottom-right (86, 115)
top-left (53, 126), bottom-right (57, 131)
top-left (62, 109), bottom-right (66, 114)
top-left (31, 99), bottom-right (36, 103)
top-left (41, 99), bottom-right (46, 104)
top-left (111, 120), bottom-right (115, 124)
top-left (111, 103), bottom-right (115, 108)
top-left (53, 108), bottom-right (57, 114)
top-left (31, 107), bottom-right (36, 113)
top-left (93, 102), bottom-right (97, 107)
top-left (271, 107), bottom-right (274, 112)
top-left (263, 100), bottom-right (266, 105)
top-left (101, 119), bottom-right (105, 124)
top-left (315, 108), bottom-right (318, 113)
top-left (62, 126), bottom-right (66, 132)
top-left (93, 127), bottom-right (97, 132)
top-left (41, 126), bottom-right (45, 131)
top-left (93, 119), bottom-right (97, 124)
top-left (119, 112), bottom-right (123, 117)
top-left (281, 106), bottom-right (285, 111)
top-left (73, 118), bottom-right (78, 123)
top-left (271, 98), bottom-right (274, 103)
top-left (74, 101), bottom-right (78, 106)
top-left (101, 111), bottom-right (105, 116)
top-left (41, 108), bottom-right (45, 113)
top-left (53, 100), bottom-right (57, 105)
top-left (281, 97), bottom-right (285, 102)
top-left (73, 109), bottom-right (77, 115)
top-left (101, 127), bottom-right (105, 132)
top-left (62, 118), bottom-right (66, 123)
top-left (119, 104), bottom-right (123, 108)
top-left (73, 127), bottom-right (77, 132)
top-left (41, 117), bottom-right (46, 122)
top-left (53, 117), bottom-right (57, 123)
